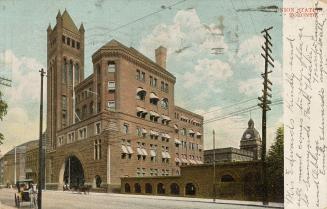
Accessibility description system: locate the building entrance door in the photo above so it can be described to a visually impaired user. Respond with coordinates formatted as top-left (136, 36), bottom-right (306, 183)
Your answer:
top-left (63, 155), bottom-right (85, 189)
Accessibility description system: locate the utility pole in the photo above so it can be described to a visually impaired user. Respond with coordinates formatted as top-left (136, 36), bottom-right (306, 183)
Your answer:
top-left (38, 68), bottom-right (46, 209)
top-left (258, 26), bottom-right (274, 206)
top-left (212, 130), bottom-right (216, 202)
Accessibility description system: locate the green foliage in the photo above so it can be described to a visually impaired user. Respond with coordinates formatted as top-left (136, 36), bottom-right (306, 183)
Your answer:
top-left (0, 90), bottom-right (8, 145)
top-left (267, 125), bottom-right (284, 202)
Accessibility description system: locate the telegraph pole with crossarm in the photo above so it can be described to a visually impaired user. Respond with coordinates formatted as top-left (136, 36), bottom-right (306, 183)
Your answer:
top-left (258, 26), bottom-right (274, 206)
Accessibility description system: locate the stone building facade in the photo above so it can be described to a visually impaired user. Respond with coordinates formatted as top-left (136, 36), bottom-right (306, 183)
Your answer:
top-left (121, 161), bottom-right (264, 201)
top-left (45, 10), bottom-right (203, 192)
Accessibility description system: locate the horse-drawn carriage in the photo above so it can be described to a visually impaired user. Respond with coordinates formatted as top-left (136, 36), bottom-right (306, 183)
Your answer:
top-left (14, 179), bottom-right (37, 208)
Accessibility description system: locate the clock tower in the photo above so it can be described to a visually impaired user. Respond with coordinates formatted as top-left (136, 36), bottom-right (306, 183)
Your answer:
top-left (240, 119), bottom-right (262, 160)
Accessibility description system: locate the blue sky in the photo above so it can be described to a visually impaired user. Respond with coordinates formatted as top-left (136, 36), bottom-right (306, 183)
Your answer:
top-left (0, 0), bottom-right (283, 154)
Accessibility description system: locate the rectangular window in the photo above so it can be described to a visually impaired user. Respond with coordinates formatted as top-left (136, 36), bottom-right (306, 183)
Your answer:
top-left (136, 70), bottom-right (140, 80)
top-left (165, 83), bottom-right (169, 93)
top-left (67, 37), bottom-right (70, 45)
top-left (108, 81), bottom-right (116, 91)
top-left (72, 40), bottom-right (75, 48)
top-left (150, 76), bottom-right (153, 86)
top-left (76, 42), bottom-right (80, 49)
top-left (141, 72), bottom-right (145, 81)
top-left (94, 139), bottom-right (102, 160)
top-left (78, 127), bottom-right (87, 139)
top-left (95, 122), bottom-right (101, 135)
top-left (107, 101), bottom-right (115, 111)
top-left (161, 81), bottom-right (165, 91)
top-left (153, 78), bottom-right (157, 87)
top-left (123, 123), bottom-right (129, 134)
top-left (62, 35), bottom-right (65, 43)
top-left (61, 95), bottom-right (67, 110)
top-left (108, 62), bottom-right (116, 73)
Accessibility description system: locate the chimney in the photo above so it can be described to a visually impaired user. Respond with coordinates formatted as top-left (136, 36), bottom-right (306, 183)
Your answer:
top-left (155, 46), bottom-right (167, 69)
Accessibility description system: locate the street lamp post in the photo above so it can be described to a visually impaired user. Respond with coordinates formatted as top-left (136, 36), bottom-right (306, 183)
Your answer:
top-left (212, 130), bottom-right (216, 202)
top-left (38, 68), bottom-right (46, 209)
top-left (14, 146), bottom-right (16, 185)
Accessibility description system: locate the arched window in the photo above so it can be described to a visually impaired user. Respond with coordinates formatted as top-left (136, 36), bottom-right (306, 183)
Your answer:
top-left (161, 98), bottom-right (169, 109)
top-left (157, 183), bottom-right (165, 194)
top-left (149, 92), bottom-right (159, 105)
top-left (136, 87), bottom-right (146, 100)
top-left (170, 183), bottom-right (180, 195)
top-left (145, 183), bottom-right (152, 194)
top-left (125, 183), bottom-right (131, 193)
top-left (221, 174), bottom-right (235, 182)
top-left (134, 183), bottom-right (141, 193)
top-left (62, 58), bottom-right (67, 83)
top-left (185, 183), bottom-right (196, 195)
top-left (95, 175), bottom-right (102, 188)
top-left (74, 63), bottom-right (79, 84)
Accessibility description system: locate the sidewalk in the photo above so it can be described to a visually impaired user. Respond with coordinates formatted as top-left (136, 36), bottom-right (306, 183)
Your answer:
top-left (51, 190), bottom-right (284, 208)
top-left (0, 202), bottom-right (15, 209)
top-left (109, 193), bottom-right (284, 208)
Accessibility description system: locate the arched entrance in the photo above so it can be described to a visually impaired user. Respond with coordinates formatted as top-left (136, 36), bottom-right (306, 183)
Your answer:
top-left (63, 155), bottom-right (85, 189)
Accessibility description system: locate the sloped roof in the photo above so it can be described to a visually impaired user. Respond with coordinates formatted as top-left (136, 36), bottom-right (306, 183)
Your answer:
top-left (61, 10), bottom-right (79, 33)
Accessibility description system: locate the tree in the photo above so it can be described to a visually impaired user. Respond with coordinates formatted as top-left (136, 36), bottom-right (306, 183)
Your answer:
top-left (0, 90), bottom-right (8, 145)
top-left (267, 125), bottom-right (284, 202)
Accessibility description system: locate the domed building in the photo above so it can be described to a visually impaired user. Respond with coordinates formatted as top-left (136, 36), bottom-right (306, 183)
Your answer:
top-left (240, 118), bottom-right (262, 160)
top-left (204, 118), bottom-right (262, 163)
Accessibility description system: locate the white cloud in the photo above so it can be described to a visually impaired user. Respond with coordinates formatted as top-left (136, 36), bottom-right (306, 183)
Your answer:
top-left (0, 49), bottom-right (45, 154)
top-left (139, 9), bottom-right (227, 60)
top-left (0, 107), bottom-right (39, 155)
top-left (182, 58), bottom-right (232, 89)
top-left (237, 36), bottom-right (264, 71)
top-left (238, 78), bottom-right (261, 96)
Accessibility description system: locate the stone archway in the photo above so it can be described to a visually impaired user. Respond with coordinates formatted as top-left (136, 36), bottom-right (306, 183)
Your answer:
top-left (59, 155), bottom-right (85, 190)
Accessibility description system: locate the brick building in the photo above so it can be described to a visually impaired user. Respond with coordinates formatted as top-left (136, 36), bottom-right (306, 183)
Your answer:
top-left (45, 10), bottom-right (203, 192)
top-left (121, 161), bottom-right (264, 201)
top-left (120, 119), bottom-right (270, 202)
top-left (0, 140), bottom-right (38, 186)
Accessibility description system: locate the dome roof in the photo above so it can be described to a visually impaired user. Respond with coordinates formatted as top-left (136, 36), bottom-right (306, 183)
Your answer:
top-left (241, 118), bottom-right (261, 141)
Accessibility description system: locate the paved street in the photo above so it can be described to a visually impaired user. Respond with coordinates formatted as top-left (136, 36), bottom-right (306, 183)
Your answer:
top-left (0, 188), bottom-right (283, 209)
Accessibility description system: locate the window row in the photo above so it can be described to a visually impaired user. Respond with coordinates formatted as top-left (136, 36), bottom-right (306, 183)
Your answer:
top-left (62, 35), bottom-right (80, 50)
top-left (136, 70), bottom-right (169, 93)
top-left (136, 88), bottom-right (169, 109)
top-left (175, 113), bottom-right (202, 127)
top-left (61, 59), bottom-right (80, 84)
top-left (136, 106), bottom-right (170, 125)
top-left (124, 182), bottom-right (196, 196)
top-left (57, 123), bottom-right (102, 146)
top-left (136, 168), bottom-right (170, 177)
top-left (174, 139), bottom-right (202, 151)
top-left (175, 126), bottom-right (202, 139)
top-left (175, 154), bottom-right (202, 166)
top-left (121, 141), bottom-right (171, 163)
